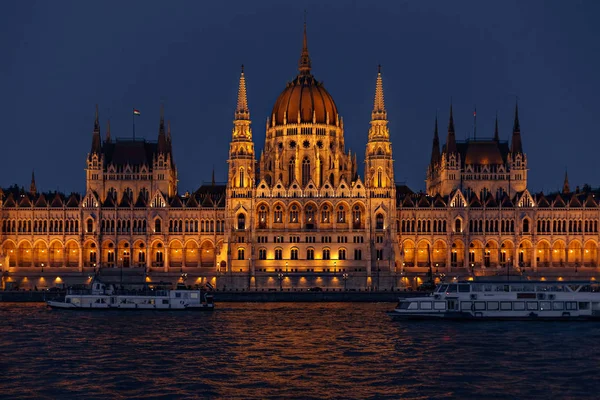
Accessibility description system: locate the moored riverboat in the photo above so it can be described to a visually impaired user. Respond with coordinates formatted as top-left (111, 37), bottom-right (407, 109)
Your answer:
top-left (390, 280), bottom-right (600, 320)
top-left (47, 278), bottom-right (214, 311)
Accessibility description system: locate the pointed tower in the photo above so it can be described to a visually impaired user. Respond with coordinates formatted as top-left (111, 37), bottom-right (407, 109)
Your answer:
top-left (298, 20), bottom-right (311, 75)
top-left (105, 119), bottom-right (112, 143)
top-left (86, 105), bottom-right (104, 192)
top-left (365, 65), bottom-right (394, 190)
top-left (508, 101), bottom-right (527, 194)
top-left (90, 104), bottom-right (101, 154)
top-left (30, 170), bottom-right (37, 196)
top-left (430, 114), bottom-right (440, 167)
top-left (494, 112), bottom-right (499, 141)
top-left (153, 105), bottom-right (177, 197)
top-left (563, 170), bottom-right (570, 194)
top-left (511, 102), bottom-right (523, 154)
top-left (445, 104), bottom-right (457, 154)
top-left (227, 65), bottom-right (256, 190)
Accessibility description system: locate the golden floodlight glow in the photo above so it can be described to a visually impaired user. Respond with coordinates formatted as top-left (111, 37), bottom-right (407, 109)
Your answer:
top-left (55, 277), bottom-right (62, 283)
top-left (146, 276), bottom-right (152, 282)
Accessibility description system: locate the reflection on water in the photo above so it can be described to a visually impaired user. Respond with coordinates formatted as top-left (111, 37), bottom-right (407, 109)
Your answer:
top-left (0, 303), bottom-right (599, 399)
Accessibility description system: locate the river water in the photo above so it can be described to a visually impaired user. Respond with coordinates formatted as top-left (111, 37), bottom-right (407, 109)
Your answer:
top-left (0, 302), bottom-right (598, 399)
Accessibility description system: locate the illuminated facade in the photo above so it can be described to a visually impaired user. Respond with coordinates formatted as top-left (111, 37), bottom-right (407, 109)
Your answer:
top-left (1, 25), bottom-right (599, 290)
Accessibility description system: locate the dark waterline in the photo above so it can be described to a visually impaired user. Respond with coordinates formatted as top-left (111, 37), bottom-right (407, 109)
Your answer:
top-left (0, 303), bottom-right (599, 399)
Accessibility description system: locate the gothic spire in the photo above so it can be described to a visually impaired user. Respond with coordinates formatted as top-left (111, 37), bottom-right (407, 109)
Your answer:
top-left (445, 103), bottom-right (457, 153)
top-left (105, 119), bottom-right (112, 143)
top-left (494, 112), bottom-right (499, 141)
top-left (430, 114), bottom-right (440, 166)
top-left (511, 101), bottom-right (523, 153)
top-left (371, 65), bottom-right (386, 121)
top-left (563, 169), bottom-right (570, 194)
top-left (235, 65), bottom-right (250, 121)
top-left (91, 104), bottom-right (102, 154)
top-left (30, 170), bottom-right (37, 196)
top-left (157, 104), bottom-right (168, 153)
top-left (298, 16), bottom-right (311, 75)
top-left (368, 66), bottom-right (389, 141)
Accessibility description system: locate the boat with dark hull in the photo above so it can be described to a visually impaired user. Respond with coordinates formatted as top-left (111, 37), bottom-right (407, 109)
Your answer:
top-left (390, 280), bottom-right (600, 320)
top-left (47, 278), bottom-right (214, 311)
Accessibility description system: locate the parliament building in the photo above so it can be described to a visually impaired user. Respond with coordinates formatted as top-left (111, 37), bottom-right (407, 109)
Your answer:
top-left (1, 26), bottom-right (598, 290)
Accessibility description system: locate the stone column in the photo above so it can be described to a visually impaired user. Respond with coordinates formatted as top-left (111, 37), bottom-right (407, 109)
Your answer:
top-left (164, 245), bottom-right (169, 273)
top-left (532, 243), bottom-right (538, 272)
top-left (464, 242), bottom-right (469, 270)
top-left (62, 245), bottom-right (67, 268)
top-left (513, 245), bottom-right (519, 269)
top-left (78, 245), bottom-right (83, 272)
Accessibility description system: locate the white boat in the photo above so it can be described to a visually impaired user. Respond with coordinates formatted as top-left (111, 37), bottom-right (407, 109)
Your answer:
top-left (47, 278), bottom-right (214, 311)
top-left (390, 280), bottom-right (600, 320)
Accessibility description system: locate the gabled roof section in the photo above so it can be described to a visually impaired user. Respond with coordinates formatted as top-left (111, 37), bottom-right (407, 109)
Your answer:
top-left (553, 194), bottom-right (566, 207)
top-left (134, 193), bottom-right (147, 208)
top-left (500, 194), bottom-right (513, 207)
top-left (401, 195), bottom-right (415, 207)
top-left (536, 193), bottom-right (550, 207)
top-left (484, 193), bottom-right (497, 207)
top-left (19, 195), bottom-right (33, 207)
top-left (449, 190), bottom-right (467, 207)
top-left (584, 194), bottom-right (598, 207)
top-left (185, 195), bottom-right (198, 207)
top-left (468, 193), bottom-right (482, 208)
top-left (433, 194), bottom-right (447, 208)
top-left (50, 193), bottom-right (64, 207)
top-left (170, 196), bottom-right (183, 208)
top-left (3, 193), bottom-right (16, 207)
top-left (417, 195), bottom-right (430, 207)
top-left (517, 190), bottom-right (535, 207)
top-left (35, 193), bottom-right (47, 207)
top-left (103, 194), bottom-right (116, 207)
top-left (118, 194), bottom-right (132, 208)
top-left (569, 194), bottom-right (582, 207)
top-left (66, 194), bottom-right (80, 207)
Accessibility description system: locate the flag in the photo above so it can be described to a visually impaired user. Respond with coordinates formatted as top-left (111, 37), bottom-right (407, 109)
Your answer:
top-left (133, 109), bottom-right (141, 116)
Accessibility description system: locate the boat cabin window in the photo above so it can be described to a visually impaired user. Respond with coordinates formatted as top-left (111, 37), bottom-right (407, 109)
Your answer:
top-left (540, 301), bottom-right (551, 311)
top-left (162, 299), bottom-right (169, 305)
top-left (175, 293), bottom-right (181, 298)
top-left (438, 285), bottom-right (448, 293)
top-left (527, 302), bottom-right (538, 310)
top-left (434, 301), bottom-right (446, 310)
top-left (566, 302), bottom-right (578, 310)
top-left (579, 302), bottom-right (590, 310)
top-left (500, 301), bottom-right (512, 310)
top-left (420, 301), bottom-right (432, 310)
top-left (408, 302), bottom-right (418, 310)
top-left (447, 284), bottom-right (458, 293)
top-left (397, 301), bottom-right (411, 310)
top-left (553, 302), bottom-right (564, 310)
top-left (458, 284), bottom-right (470, 293)
top-left (474, 301), bottom-right (486, 310)
top-left (461, 301), bottom-right (472, 310)
top-left (191, 293), bottom-right (198, 299)
top-left (513, 302), bottom-right (525, 311)
top-left (487, 301), bottom-right (499, 310)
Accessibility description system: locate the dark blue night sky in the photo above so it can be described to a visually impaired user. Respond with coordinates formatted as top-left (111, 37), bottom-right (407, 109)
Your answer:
top-left (1, 0), bottom-right (599, 194)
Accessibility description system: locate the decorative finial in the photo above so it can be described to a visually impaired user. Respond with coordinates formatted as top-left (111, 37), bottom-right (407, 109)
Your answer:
top-left (298, 14), bottom-right (311, 74)
top-left (372, 65), bottom-right (386, 119)
top-left (235, 66), bottom-right (250, 121)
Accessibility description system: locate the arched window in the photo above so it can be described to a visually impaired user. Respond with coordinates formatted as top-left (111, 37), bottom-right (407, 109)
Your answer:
top-left (318, 157), bottom-right (323, 186)
top-left (239, 167), bottom-right (245, 188)
top-left (455, 219), bottom-right (462, 233)
top-left (305, 205), bottom-right (314, 226)
top-left (302, 157), bottom-right (310, 186)
top-left (237, 214), bottom-right (246, 230)
top-left (376, 213), bottom-right (384, 230)
top-left (275, 248), bottom-right (283, 260)
top-left (353, 206), bottom-right (362, 228)
top-left (307, 248), bottom-right (314, 260)
top-left (274, 206), bottom-right (283, 223)
top-left (288, 158), bottom-right (296, 183)
top-left (321, 205), bottom-right (330, 223)
top-left (155, 219), bottom-right (162, 233)
top-left (289, 205), bottom-right (299, 223)
top-left (291, 248), bottom-right (298, 260)
top-left (86, 219), bottom-right (94, 233)
top-left (237, 248), bottom-right (245, 260)
top-left (337, 206), bottom-right (346, 223)
top-left (323, 249), bottom-right (330, 260)
top-left (338, 248), bottom-right (346, 260)
top-left (258, 248), bottom-right (267, 260)
top-left (258, 205), bottom-right (267, 228)
top-left (377, 168), bottom-right (383, 188)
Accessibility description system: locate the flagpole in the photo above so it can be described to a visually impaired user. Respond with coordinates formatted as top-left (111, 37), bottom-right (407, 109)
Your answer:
top-left (133, 108), bottom-right (136, 140)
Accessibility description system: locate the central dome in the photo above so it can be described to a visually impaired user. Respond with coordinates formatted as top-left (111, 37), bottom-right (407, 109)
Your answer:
top-left (270, 23), bottom-right (339, 127)
top-left (271, 74), bottom-right (338, 126)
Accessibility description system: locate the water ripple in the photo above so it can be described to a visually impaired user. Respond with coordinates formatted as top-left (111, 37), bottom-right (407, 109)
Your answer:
top-left (0, 302), bottom-right (599, 399)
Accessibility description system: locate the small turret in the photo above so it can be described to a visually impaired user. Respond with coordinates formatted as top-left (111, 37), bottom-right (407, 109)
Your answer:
top-left (30, 170), bottom-right (37, 196)
top-left (91, 104), bottom-right (101, 154)
top-left (445, 104), bottom-right (457, 154)
top-left (511, 102), bottom-right (523, 153)
top-left (157, 104), bottom-right (168, 153)
top-left (430, 114), bottom-right (440, 166)
top-left (563, 169), bottom-right (570, 194)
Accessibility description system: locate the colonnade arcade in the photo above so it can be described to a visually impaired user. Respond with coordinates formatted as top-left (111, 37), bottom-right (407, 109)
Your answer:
top-left (249, 201), bottom-right (368, 230)
top-left (400, 238), bottom-right (600, 271)
top-left (1, 239), bottom-right (221, 271)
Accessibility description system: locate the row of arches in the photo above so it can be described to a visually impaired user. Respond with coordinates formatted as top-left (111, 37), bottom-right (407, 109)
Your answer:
top-left (2, 219), bottom-right (80, 234)
top-left (401, 239), bottom-right (600, 269)
top-left (1, 239), bottom-right (220, 269)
